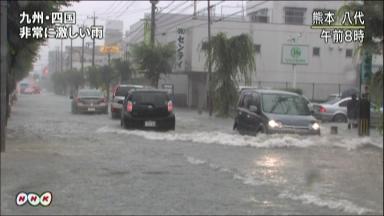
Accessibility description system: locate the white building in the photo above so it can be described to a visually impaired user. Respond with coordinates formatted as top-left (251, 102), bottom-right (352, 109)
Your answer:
top-left (125, 1), bottom-right (380, 107)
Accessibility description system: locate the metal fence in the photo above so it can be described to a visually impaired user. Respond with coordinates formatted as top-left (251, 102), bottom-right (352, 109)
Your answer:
top-left (253, 81), bottom-right (357, 102)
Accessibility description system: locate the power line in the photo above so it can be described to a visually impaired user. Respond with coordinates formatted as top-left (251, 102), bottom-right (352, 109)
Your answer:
top-left (97, 1), bottom-right (126, 16)
top-left (172, 1), bottom-right (256, 32)
top-left (154, 1), bottom-right (225, 36)
top-left (99, 1), bottom-right (131, 19)
top-left (99, 1), bottom-right (119, 15)
top-left (115, 1), bottom-right (136, 19)
top-left (122, 1), bottom-right (193, 42)
top-left (155, 1), bottom-right (191, 23)
top-left (156, 2), bottom-right (195, 29)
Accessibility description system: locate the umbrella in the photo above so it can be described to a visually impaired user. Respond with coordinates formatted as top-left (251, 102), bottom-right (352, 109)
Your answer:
top-left (341, 88), bottom-right (359, 98)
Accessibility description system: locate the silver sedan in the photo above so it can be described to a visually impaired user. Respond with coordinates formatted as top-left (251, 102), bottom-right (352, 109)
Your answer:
top-left (313, 97), bottom-right (351, 122)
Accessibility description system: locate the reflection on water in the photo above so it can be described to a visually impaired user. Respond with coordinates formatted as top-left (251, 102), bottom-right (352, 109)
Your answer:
top-left (250, 155), bottom-right (288, 185)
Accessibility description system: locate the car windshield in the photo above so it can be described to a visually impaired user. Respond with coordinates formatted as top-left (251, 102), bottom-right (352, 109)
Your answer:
top-left (261, 93), bottom-right (311, 115)
top-left (131, 92), bottom-right (169, 106)
top-left (78, 90), bottom-right (103, 97)
top-left (115, 86), bottom-right (137, 97)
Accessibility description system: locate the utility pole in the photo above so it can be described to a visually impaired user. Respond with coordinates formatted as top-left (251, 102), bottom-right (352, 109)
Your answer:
top-left (1, 0), bottom-right (8, 152)
top-left (81, 36), bottom-right (85, 78)
top-left (150, 0), bottom-right (159, 47)
top-left (56, 47), bottom-right (59, 73)
top-left (60, 38), bottom-right (63, 73)
top-left (70, 38), bottom-right (73, 70)
top-left (193, 0), bottom-right (197, 18)
top-left (88, 12), bottom-right (97, 67)
top-left (77, 23), bottom-right (85, 80)
top-left (207, 0), bottom-right (213, 116)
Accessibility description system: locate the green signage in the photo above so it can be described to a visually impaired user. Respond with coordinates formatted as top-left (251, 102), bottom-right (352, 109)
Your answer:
top-left (282, 44), bottom-right (309, 65)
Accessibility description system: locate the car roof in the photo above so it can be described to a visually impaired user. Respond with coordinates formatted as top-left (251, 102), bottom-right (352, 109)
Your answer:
top-left (130, 88), bottom-right (170, 93)
top-left (116, 84), bottom-right (144, 88)
top-left (241, 89), bottom-right (300, 96)
top-left (79, 88), bottom-right (101, 92)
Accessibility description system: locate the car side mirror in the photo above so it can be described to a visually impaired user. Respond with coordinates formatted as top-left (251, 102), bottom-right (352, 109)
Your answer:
top-left (249, 105), bottom-right (258, 113)
top-left (70, 95), bottom-right (73, 99)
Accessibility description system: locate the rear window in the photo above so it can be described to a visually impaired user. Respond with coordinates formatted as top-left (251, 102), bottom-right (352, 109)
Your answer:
top-left (115, 86), bottom-right (136, 96)
top-left (131, 92), bottom-right (169, 106)
top-left (78, 90), bottom-right (103, 97)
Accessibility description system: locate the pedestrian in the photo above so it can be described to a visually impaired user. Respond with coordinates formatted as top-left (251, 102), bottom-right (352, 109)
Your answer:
top-left (346, 94), bottom-right (358, 129)
top-left (358, 93), bottom-right (371, 136)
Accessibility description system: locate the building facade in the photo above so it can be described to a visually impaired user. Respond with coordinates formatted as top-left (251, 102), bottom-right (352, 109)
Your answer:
top-left (125, 1), bottom-right (382, 107)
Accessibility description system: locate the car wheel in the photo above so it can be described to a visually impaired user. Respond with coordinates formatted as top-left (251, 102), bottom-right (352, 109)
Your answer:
top-left (169, 121), bottom-right (175, 131)
top-left (257, 124), bottom-right (267, 135)
top-left (120, 118), bottom-right (126, 129)
top-left (333, 114), bottom-right (347, 122)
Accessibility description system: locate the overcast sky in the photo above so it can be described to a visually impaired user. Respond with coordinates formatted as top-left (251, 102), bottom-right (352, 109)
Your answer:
top-left (34, 0), bottom-right (244, 73)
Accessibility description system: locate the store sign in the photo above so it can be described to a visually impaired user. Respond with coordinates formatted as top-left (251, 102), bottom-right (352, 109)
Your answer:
top-left (281, 44), bottom-right (309, 65)
top-left (176, 28), bottom-right (185, 70)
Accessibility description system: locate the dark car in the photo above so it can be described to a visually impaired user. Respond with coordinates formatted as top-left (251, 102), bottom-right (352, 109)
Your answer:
top-left (233, 89), bottom-right (320, 136)
top-left (121, 89), bottom-right (175, 130)
top-left (70, 89), bottom-right (108, 114)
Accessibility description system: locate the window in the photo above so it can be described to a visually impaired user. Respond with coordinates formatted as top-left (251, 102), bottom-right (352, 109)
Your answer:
top-left (284, 7), bottom-right (306, 25)
top-left (250, 8), bottom-right (269, 23)
top-left (254, 44), bottom-right (261, 54)
top-left (243, 94), bottom-right (253, 109)
top-left (131, 92), bottom-right (169, 106)
top-left (346, 49), bottom-right (353, 58)
top-left (313, 47), bottom-right (320, 56)
top-left (261, 93), bottom-right (310, 115)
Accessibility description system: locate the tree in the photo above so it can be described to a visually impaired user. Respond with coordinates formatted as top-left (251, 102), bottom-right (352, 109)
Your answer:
top-left (4, 1), bottom-right (76, 119)
top-left (86, 66), bottom-right (102, 89)
top-left (112, 58), bottom-right (135, 83)
top-left (131, 42), bottom-right (175, 87)
top-left (337, 1), bottom-right (383, 55)
top-left (201, 32), bottom-right (256, 117)
top-left (337, 1), bottom-right (383, 85)
top-left (51, 68), bottom-right (84, 96)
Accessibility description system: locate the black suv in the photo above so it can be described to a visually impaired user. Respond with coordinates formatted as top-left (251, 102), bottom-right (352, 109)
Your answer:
top-left (121, 89), bottom-right (175, 131)
top-left (233, 89), bottom-right (320, 136)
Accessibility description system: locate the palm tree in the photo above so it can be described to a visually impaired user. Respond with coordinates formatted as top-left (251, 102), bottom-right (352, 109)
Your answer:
top-left (201, 32), bottom-right (256, 117)
top-left (131, 42), bottom-right (176, 88)
top-left (112, 58), bottom-right (135, 83)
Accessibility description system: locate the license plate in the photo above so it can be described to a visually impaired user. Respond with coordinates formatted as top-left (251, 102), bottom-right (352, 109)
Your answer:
top-left (88, 107), bottom-right (96, 112)
top-left (145, 121), bottom-right (156, 127)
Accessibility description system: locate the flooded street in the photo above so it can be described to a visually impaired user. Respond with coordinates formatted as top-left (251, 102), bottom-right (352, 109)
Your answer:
top-left (1, 93), bottom-right (383, 215)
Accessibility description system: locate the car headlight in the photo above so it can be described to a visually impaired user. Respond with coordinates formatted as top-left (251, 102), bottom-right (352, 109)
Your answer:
top-left (268, 120), bottom-right (283, 128)
top-left (311, 122), bottom-right (320, 130)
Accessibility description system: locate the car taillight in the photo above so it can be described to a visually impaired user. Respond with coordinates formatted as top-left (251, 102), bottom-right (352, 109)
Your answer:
top-left (127, 101), bottom-right (133, 112)
top-left (168, 101), bottom-right (173, 112)
top-left (319, 106), bottom-right (326, 113)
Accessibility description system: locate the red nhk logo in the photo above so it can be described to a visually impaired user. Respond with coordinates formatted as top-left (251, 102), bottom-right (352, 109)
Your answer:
top-left (16, 191), bottom-right (52, 207)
